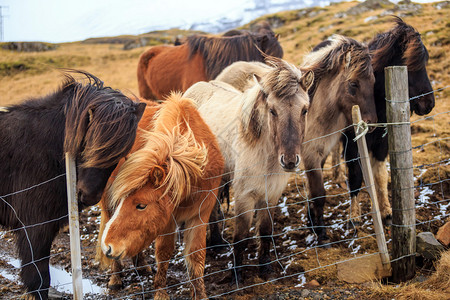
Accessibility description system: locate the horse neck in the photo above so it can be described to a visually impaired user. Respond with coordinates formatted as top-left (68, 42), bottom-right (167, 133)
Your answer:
top-left (303, 77), bottom-right (347, 162)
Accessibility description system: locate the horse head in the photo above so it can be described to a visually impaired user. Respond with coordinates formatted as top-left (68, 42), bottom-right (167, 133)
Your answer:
top-left (63, 73), bottom-right (145, 207)
top-left (101, 113), bottom-right (207, 259)
top-left (304, 35), bottom-right (377, 128)
top-left (370, 16), bottom-right (434, 116)
top-left (242, 57), bottom-right (313, 172)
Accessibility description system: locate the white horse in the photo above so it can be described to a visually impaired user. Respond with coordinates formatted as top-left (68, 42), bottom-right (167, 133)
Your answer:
top-left (183, 56), bottom-right (313, 283)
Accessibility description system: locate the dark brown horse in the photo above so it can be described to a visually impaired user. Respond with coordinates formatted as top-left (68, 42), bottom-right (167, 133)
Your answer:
top-left (336, 17), bottom-right (435, 225)
top-left (137, 31), bottom-right (283, 100)
top-left (0, 71), bottom-right (145, 299)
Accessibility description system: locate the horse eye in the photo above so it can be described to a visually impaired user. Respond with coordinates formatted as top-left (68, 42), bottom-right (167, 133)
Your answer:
top-left (349, 81), bottom-right (359, 88)
top-left (136, 204), bottom-right (147, 210)
top-left (302, 109), bottom-right (308, 116)
top-left (270, 108), bottom-right (277, 116)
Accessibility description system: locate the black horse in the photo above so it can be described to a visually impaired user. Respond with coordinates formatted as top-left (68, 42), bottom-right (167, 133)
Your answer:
top-left (343, 16), bottom-right (434, 225)
top-left (0, 71), bottom-right (145, 299)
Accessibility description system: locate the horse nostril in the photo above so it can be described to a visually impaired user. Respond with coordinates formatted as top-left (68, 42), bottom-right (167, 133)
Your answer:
top-left (295, 155), bottom-right (301, 167)
top-left (280, 154), bottom-right (286, 168)
top-left (105, 246), bottom-right (112, 258)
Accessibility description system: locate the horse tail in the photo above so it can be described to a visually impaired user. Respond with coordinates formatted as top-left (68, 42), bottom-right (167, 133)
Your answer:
top-left (95, 200), bottom-right (113, 270)
top-left (137, 48), bottom-right (161, 100)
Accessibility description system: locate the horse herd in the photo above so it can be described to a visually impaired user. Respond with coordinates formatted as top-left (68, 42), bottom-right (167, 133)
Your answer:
top-left (0, 17), bottom-right (434, 299)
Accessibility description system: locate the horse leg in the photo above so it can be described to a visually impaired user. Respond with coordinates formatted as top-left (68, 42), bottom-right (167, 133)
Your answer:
top-left (344, 139), bottom-right (364, 226)
top-left (371, 156), bottom-right (392, 225)
top-left (208, 182), bottom-right (229, 251)
top-left (231, 193), bottom-right (255, 285)
top-left (183, 219), bottom-right (209, 300)
top-left (255, 201), bottom-right (276, 279)
top-left (108, 259), bottom-right (124, 290)
top-left (154, 224), bottom-right (176, 300)
top-left (305, 168), bottom-right (329, 244)
top-left (17, 224), bottom-right (58, 300)
top-left (208, 202), bottom-right (224, 250)
top-left (331, 142), bottom-right (346, 184)
top-left (132, 252), bottom-right (153, 276)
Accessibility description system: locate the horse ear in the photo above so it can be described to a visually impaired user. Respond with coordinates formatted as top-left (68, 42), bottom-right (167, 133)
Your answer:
top-left (253, 74), bottom-right (266, 95)
top-left (345, 51), bottom-right (352, 69)
top-left (149, 165), bottom-right (166, 187)
top-left (135, 102), bottom-right (146, 122)
top-left (258, 34), bottom-right (269, 52)
top-left (300, 70), bottom-right (314, 91)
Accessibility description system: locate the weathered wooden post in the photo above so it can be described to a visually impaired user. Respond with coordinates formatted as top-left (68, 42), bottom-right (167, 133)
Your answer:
top-left (352, 105), bottom-right (391, 271)
top-left (65, 153), bottom-right (83, 299)
top-left (385, 66), bottom-right (415, 282)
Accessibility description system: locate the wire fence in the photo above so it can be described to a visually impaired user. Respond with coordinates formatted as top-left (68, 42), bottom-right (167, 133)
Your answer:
top-left (0, 85), bottom-right (448, 299)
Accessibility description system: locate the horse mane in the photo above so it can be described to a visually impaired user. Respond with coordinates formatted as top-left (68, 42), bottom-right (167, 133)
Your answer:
top-left (369, 16), bottom-right (428, 72)
top-left (186, 33), bottom-right (283, 80)
top-left (301, 35), bottom-right (372, 99)
top-left (62, 70), bottom-right (140, 168)
top-left (108, 93), bottom-right (208, 209)
top-left (240, 56), bottom-right (304, 142)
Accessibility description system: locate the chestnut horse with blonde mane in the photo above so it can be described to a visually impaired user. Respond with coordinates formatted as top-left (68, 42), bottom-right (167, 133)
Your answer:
top-left (96, 94), bottom-right (224, 299)
top-left (137, 32), bottom-right (283, 100)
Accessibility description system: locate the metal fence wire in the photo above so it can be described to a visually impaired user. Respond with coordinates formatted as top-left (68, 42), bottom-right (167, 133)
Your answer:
top-left (0, 85), bottom-right (448, 299)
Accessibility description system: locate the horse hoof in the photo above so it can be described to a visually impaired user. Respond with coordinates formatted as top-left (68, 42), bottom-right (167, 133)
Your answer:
top-left (383, 215), bottom-right (392, 226)
top-left (259, 264), bottom-right (273, 279)
top-left (107, 282), bottom-right (123, 291)
top-left (318, 237), bottom-right (331, 248)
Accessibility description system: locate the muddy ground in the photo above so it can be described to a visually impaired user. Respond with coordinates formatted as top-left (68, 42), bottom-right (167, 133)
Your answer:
top-left (0, 155), bottom-right (448, 299)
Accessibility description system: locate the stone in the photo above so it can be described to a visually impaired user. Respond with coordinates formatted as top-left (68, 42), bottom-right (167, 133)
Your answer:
top-left (305, 279), bottom-right (320, 288)
top-left (301, 289), bottom-right (311, 297)
top-left (436, 221), bottom-right (450, 247)
top-left (417, 232), bottom-right (445, 260)
top-left (337, 255), bottom-right (391, 283)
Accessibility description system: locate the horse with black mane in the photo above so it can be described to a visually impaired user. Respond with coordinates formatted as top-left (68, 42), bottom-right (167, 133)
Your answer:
top-left (330, 17), bottom-right (435, 224)
top-left (137, 30), bottom-right (283, 100)
top-left (0, 71), bottom-right (145, 299)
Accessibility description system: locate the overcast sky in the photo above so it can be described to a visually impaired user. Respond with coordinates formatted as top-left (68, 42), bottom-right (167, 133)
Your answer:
top-left (0, 0), bottom-right (437, 43)
top-left (0, 0), bottom-right (251, 43)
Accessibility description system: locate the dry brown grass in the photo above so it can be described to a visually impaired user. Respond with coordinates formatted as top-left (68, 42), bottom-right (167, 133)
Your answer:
top-left (368, 250), bottom-right (450, 299)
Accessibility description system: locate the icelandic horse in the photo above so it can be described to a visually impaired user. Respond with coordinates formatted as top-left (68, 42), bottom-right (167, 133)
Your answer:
top-left (331, 17), bottom-right (435, 225)
top-left (96, 94), bottom-right (224, 299)
top-left (215, 35), bottom-right (377, 245)
top-left (137, 31), bottom-right (283, 100)
top-left (183, 56), bottom-right (314, 284)
top-left (0, 71), bottom-right (145, 299)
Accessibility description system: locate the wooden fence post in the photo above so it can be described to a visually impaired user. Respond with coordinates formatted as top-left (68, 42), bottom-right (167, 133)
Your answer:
top-left (385, 66), bottom-right (416, 282)
top-left (352, 105), bottom-right (391, 271)
top-left (65, 153), bottom-right (83, 299)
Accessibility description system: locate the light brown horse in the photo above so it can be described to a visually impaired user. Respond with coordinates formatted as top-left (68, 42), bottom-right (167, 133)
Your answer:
top-left (183, 56), bottom-right (314, 284)
top-left (96, 94), bottom-right (224, 299)
top-left (299, 35), bottom-right (376, 243)
top-left (137, 32), bottom-right (283, 100)
top-left (214, 36), bottom-right (377, 245)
